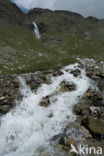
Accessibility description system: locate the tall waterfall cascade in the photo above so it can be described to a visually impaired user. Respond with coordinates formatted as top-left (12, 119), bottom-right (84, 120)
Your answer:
top-left (32, 22), bottom-right (41, 39)
top-left (0, 63), bottom-right (92, 156)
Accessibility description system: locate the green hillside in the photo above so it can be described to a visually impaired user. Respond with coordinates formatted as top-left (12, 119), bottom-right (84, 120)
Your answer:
top-left (0, 1), bottom-right (104, 74)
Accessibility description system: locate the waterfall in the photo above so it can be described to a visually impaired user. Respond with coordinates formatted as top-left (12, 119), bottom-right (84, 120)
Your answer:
top-left (0, 63), bottom-right (91, 156)
top-left (32, 22), bottom-right (41, 39)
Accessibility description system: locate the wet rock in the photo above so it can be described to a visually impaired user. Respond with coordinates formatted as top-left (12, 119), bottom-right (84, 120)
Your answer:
top-left (0, 75), bottom-right (21, 114)
top-left (0, 96), bottom-right (5, 101)
top-left (81, 126), bottom-right (92, 139)
top-left (88, 115), bottom-right (104, 135)
top-left (65, 122), bottom-right (81, 131)
top-left (24, 72), bottom-right (52, 91)
top-left (52, 70), bottom-right (63, 77)
top-left (85, 89), bottom-right (96, 99)
top-left (0, 105), bottom-right (10, 113)
top-left (98, 80), bottom-right (104, 91)
top-left (40, 96), bottom-right (50, 107)
top-left (91, 94), bottom-right (104, 107)
top-left (70, 69), bottom-right (81, 77)
top-left (57, 135), bottom-right (78, 156)
top-left (13, 79), bottom-right (19, 88)
top-left (48, 113), bottom-right (53, 118)
top-left (60, 80), bottom-right (76, 92)
top-left (84, 89), bottom-right (104, 107)
top-left (73, 83), bottom-right (104, 140)
top-left (25, 75), bottom-right (42, 91)
top-left (73, 101), bottom-right (90, 116)
top-left (64, 136), bottom-right (78, 156)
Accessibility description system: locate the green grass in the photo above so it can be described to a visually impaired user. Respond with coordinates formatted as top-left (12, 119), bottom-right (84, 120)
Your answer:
top-left (0, 19), bottom-right (104, 75)
top-left (46, 30), bottom-right (104, 60)
top-left (0, 21), bottom-right (76, 74)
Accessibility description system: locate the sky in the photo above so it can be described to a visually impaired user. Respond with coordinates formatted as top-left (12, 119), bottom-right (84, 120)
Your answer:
top-left (11, 0), bottom-right (104, 19)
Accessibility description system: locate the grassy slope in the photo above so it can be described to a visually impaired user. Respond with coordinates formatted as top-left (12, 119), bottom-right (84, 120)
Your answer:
top-left (0, 10), bottom-right (104, 75)
top-left (48, 31), bottom-right (104, 59)
top-left (35, 13), bottom-right (104, 60)
top-left (0, 21), bottom-right (76, 74)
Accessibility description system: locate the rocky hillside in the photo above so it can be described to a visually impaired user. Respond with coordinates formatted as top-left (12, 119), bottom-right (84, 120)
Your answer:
top-left (28, 8), bottom-right (104, 59)
top-left (0, 0), bottom-right (30, 27)
top-left (0, 0), bottom-right (104, 75)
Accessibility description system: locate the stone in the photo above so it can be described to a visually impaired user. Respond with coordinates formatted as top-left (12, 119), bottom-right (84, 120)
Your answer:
top-left (85, 89), bottom-right (94, 98)
top-left (73, 101), bottom-right (90, 116)
top-left (13, 79), bottom-right (19, 88)
top-left (0, 96), bottom-right (5, 101)
top-left (48, 113), bottom-right (53, 118)
top-left (6, 80), bottom-right (11, 86)
top-left (98, 80), bottom-right (104, 91)
top-left (40, 96), bottom-right (50, 107)
top-left (0, 105), bottom-right (10, 113)
top-left (65, 136), bottom-right (77, 148)
top-left (52, 70), bottom-right (63, 77)
top-left (60, 80), bottom-right (76, 92)
top-left (88, 116), bottom-right (104, 135)
top-left (70, 69), bottom-right (81, 77)
top-left (81, 126), bottom-right (92, 139)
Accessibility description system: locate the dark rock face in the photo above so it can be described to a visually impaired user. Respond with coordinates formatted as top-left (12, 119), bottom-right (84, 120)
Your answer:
top-left (28, 8), bottom-right (52, 18)
top-left (27, 7), bottom-right (104, 42)
top-left (86, 16), bottom-right (98, 23)
top-left (0, 0), bottom-right (30, 28)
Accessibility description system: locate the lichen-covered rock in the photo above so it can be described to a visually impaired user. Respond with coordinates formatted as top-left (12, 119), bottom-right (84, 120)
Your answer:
top-left (60, 80), bottom-right (76, 92)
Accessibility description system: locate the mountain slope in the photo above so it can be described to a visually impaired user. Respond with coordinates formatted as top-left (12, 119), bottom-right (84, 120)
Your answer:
top-left (0, 1), bottom-right (104, 74)
top-left (0, 1), bottom-right (73, 74)
top-left (0, 0), bottom-right (30, 28)
top-left (28, 8), bottom-right (104, 59)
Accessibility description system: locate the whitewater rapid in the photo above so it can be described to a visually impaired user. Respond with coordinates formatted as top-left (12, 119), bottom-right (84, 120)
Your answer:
top-left (0, 63), bottom-right (91, 156)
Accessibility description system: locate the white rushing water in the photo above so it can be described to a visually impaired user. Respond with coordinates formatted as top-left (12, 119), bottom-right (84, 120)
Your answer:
top-left (32, 22), bottom-right (41, 39)
top-left (0, 64), bottom-right (91, 156)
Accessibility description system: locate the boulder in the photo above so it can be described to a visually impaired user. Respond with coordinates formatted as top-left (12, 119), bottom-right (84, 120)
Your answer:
top-left (73, 101), bottom-right (90, 116)
top-left (60, 80), bottom-right (76, 92)
top-left (70, 69), bottom-right (81, 77)
top-left (0, 105), bottom-right (10, 113)
top-left (52, 70), bottom-right (63, 77)
top-left (88, 115), bottom-right (104, 135)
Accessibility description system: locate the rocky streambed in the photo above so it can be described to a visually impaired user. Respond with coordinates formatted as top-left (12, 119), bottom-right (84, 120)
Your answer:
top-left (0, 59), bottom-right (104, 156)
